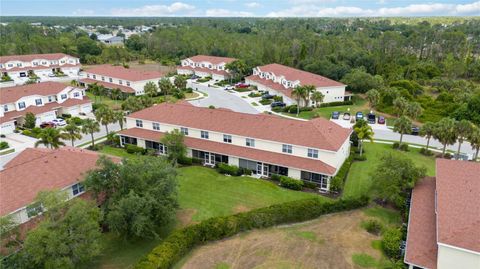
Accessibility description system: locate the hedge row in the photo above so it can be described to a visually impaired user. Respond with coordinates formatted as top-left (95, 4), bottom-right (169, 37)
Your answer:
top-left (216, 163), bottom-right (251, 176)
top-left (318, 100), bottom-right (354, 107)
top-left (329, 155), bottom-right (354, 192)
top-left (135, 196), bottom-right (369, 269)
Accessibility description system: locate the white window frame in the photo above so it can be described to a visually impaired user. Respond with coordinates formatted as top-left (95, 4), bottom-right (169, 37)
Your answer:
top-left (307, 148), bottom-right (319, 158)
top-left (136, 119), bottom-right (143, 127)
top-left (180, 127), bottom-right (189, 135)
top-left (201, 131), bottom-right (209, 139)
top-left (223, 134), bottom-right (232, 143)
top-left (152, 122), bottom-right (160, 130)
top-left (246, 138), bottom-right (255, 147)
top-left (282, 144), bottom-right (292, 154)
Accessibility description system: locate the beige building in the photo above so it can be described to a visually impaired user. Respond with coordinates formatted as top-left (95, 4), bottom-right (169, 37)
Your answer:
top-left (177, 55), bottom-right (236, 81)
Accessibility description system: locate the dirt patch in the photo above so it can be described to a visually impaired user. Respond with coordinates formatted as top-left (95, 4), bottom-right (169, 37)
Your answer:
top-left (179, 210), bottom-right (382, 269)
top-left (233, 205), bottom-right (250, 214)
top-left (176, 208), bottom-right (197, 228)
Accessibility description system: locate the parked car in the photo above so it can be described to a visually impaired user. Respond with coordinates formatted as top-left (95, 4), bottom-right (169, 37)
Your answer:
top-left (48, 73), bottom-right (56, 77)
top-left (40, 122), bottom-right (55, 129)
top-left (190, 75), bottom-right (199, 79)
top-left (52, 118), bottom-right (67, 126)
top-left (367, 113), bottom-right (376, 124)
top-left (355, 112), bottom-right (364, 121)
top-left (270, 101), bottom-right (286, 108)
top-left (261, 93), bottom-right (274, 100)
top-left (411, 126), bottom-right (420, 135)
top-left (224, 86), bottom-right (234, 91)
top-left (343, 112), bottom-right (351, 120)
top-left (331, 111), bottom-right (340, 120)
top-left (377, 116), bottom-right (385, 124)
top-left (235, 83), bottom-right (250, 88)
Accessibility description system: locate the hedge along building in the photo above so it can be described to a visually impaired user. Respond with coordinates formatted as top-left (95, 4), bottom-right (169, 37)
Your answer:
top-left (245, 63), bottom-right (352, 106)
top-left (117, 102), bottom-right (352, 192)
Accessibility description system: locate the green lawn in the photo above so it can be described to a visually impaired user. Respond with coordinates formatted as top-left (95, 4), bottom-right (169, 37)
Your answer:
top-left (282, 97), bottom-right (369, 120)
top-left (343, 142), bottom-right (436, 198)
top-left (86, 91), bottom-right (121, 110)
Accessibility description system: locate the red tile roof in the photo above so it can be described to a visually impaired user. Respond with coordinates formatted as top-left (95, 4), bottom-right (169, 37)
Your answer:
top-left (84, 64), bottom-right (164, 82)
top-left (255, 63), bottom-right (345, 88)
top-left (405, 177), bottom-right (438, 269)
top-left (245, 75), bottom-right (294, 98)
top-left (177, 65), bottom-right (230, 77)
top-left (79, 78), bottom-right (135, 93)
top-left (0, 53), bottom-right (77, 64)
top-left (127, 103), bottom-right (351, 151)
top-left (118, 128), bottom-right (337, 175)
top-left (0, 97), bottom-right (92, 124)
top-left (0, 81), bottom-right (68, 104)
top-left (436, 159), bottom-right (480, 252)
top-left (187, 55), bottom-right (236, 65)
top-left (0, 147), bottom-right (119, 216)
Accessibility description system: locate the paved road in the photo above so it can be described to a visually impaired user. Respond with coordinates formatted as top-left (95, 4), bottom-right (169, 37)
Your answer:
top-left (187, 82), bottom-right (259, 114)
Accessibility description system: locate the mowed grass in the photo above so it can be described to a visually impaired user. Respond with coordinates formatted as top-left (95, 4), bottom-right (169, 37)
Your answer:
top-left (343, 142), bottom-right (436, 198)
top-left (86, 91), bottom-right (122, 110)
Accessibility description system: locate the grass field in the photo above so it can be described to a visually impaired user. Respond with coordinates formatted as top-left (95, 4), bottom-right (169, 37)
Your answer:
top-left (343, 142), bottom-right (436, 198)
top-left (86, 91), bottom-right (122, 110)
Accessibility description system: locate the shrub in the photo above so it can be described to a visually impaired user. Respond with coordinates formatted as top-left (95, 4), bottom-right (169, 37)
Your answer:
top-left (382, 228), bottom-right (402, 260)
top-left (125, 144), bottom-right (145, 154)
top-left (208, 105), bottom-right (215, 109)
top-left (319, 100), bottom-right (354, 107)
top-left (270, 174), bottom-right (281, 182)
top-left (279, 176), bottom-right (303, 191)
top-left (248, 92), bottom-right (262, 98)
top-left (259, 99), bottom-right (272, 105)
top-left (287, 105), bottom-right (298, 114)
top-left (68, 116), bottom-right (84, 126)
top-left (0, 141), bottom-right (9, 150)
top-left (273, 95), bottom-right (283, 102)
top-left (363, 219), bottom-right (383, 235)
top-left (88, 144), bottom-right (104, 151)
top-left (192, 158), bottom-right (203, 164)
top-left (303, 181), bottom-right (318, 190)
top-left (178, 156), bottom-right (193, 165)
top-left (135, 196), bottom-right (369, 269)
top-left (271, 106), bottom-right (283, 112)
top-left (300, 106), bottom-right (313, 112)
top-left (185, 87), bottom-right (193, 93)
top-left (21, 130), bottom-right (35, 138)
top-left (216, 163), bottom-right (241, 176)
top-left (419, 147), bottom-right (433, 156)
top-left (392, 142), bottom-right (400, 149)
top-left (61, 113), bottom-right (72, 119)
top-left (444, 153), bottom-right (452, 159)
top-left (399, 143), bottom-right (409, 151)
top-left (329, 155), bottom-right (354, 192)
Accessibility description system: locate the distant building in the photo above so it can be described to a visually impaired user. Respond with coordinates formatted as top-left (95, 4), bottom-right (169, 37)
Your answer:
top-left (245, 64), bottom-right (350, 106)
top-left (96, 34), bottom-right (124, 45)
top-left (404, 159), bottom-right (480, 269)
top-left (80, 64), bottom-right (164, 96)
top-left (177, 55), bottom-right (237, 81)
top-left (0, 82), bottom-right (92, 134)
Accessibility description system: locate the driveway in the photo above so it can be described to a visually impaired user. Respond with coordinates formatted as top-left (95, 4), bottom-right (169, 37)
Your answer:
top-left (0, 133), bottom-right (38, 169)
top-left (187, 81), bottom-right (259, 114)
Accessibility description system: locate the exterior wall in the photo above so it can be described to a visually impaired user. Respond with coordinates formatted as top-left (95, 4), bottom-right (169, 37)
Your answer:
top-left (177, 69), bottom-right (194, 76)
top-left (228, 156), bottom-right (239, 166)
top-left (288, 168), bottom-right (301, 179)
top-left (437, 244), bottom-right (480, 269)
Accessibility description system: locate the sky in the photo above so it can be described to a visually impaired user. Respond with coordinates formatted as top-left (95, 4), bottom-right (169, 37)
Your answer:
top-left (1, 0), bottom-right (479, 17)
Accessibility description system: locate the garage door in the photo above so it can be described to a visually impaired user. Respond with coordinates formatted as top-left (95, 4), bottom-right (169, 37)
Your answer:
top-left (81, 104), bottom-right (92, 114)
top-left (69, 106), bottom-right (79, 116)
top-left (39, 112), bottom-right (56, 124)
top-left (1, 122), bottom-right (15, 135)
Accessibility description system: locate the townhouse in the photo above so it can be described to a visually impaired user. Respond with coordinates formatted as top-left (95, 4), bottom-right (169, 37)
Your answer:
top-left (177, 55), bottom-right (237, 81)
top-left (404, 159), bottom-right (480, 269)
top-left (80, 64), bottom-right (164, 96)
top-left (0, 147), bottom-right (119, 225)
top-left (0, 53), bottom-right (81, 80)
top-left (0, 82), bottom-right (92, 134)
top-left (245, 63), bottom-right (350, 106)
top-left (117, 102), bottom-right (352, 192)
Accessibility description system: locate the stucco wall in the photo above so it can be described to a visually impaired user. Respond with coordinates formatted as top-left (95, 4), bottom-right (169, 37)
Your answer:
top-left (437, 244), bottom-right (480, 269)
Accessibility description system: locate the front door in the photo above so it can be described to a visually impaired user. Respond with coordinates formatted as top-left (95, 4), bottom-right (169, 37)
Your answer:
top-left (204, 152), bottom-right (215, 165)
top-left (256, 162), bottom-right (269, 177)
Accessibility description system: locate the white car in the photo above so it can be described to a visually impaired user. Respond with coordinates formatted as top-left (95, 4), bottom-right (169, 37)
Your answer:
top-left (48, 73), bottom-right (56, 77)
top-left (52, 118), bottom-right (67, 126)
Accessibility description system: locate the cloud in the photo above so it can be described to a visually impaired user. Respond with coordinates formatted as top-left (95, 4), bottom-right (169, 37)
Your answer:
top-left (267, 1), bottom-right (480, 17)
top-left (245, 2), bottom-right (261, 8)
top-left (111, 2), bottom-right (196, 16)
top-left (205, 9), bottom-right (254, 17)
top-left (72, 9), bottom-right (95, 16)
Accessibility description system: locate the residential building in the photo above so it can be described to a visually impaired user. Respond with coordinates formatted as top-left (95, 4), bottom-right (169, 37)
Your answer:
top-left (80, 64), bottom-right (164, 96)
top-left (245, 63), bottom-right (350, 106)
top-left (0, 147), bottom-right (118, 225)
top-left (117, 102), bottom-right (352, 192)
top-left (0, 82), bottom-right (92, 134)
top-left (96, 34), bottom-right (124, 45)
top-left (404, 159), bottom-right (480, 269)
top-left (177, 55), bottom-right (237, 81)
top-left (0, 53), bottom-right (81, 80)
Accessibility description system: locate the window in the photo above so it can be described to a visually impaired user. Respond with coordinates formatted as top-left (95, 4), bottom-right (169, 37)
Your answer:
top-left (136, 119), bottom-right (143, 127)
top-left (121, 136), bottom-right (137, 145)
top-left (246, 138), bottom-right (255, 147)
top-left (126, 81), bottom-right (131, 86)
top-left (35, 98), bottom-right (42, 105)
top-left (181, 127), bottom-right (189, 135)
top-left (26, 202), bottom-right (43, 218)
top-left (146, 140), bottom-right (168, 154)
top-left (3, 105), bottom-right (8, 112)
top-left (33, 62), bottom-right (38, 66)
top-left (48, 95), bottom-right (54, 102)
top-left (73, 92), bottom-right (80, 97)
top-left (282, 144), bottom-right (292, 154)
top-left (87, 74), bottom-right (90, 78)
top-left (119, 80), bottom-right (123, 85)
top-left (18, 102), bottom-right (26, 109)
top-left (109, 78), bottom-right (113, 82)
top-left (201, 131), bottom-right (209, 139)
top-left (61, 94), bottom-right (67, 100)
top-left (152, 122), bottom-right (160, 130)
top-left (92, 74), bottom-right (96, 79)
top-left (307, 148), bottom-right (319, 158)
top-left (72, 183), bottom-right (85, 196)
top-left (101, 76), bottom-right (105, 81)
top-left (223, 134), bottom-right (232, 143)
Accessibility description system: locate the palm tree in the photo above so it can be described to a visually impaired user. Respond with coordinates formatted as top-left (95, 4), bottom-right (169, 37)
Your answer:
top-left (110, 88), bottom-right (122, 104)
top-left (393, 97), bottom-right (409, 117)
top-left (393, 116), bottom-right (412, 148)
top-left (419, 122), bottom-right (435, 152)
top-left (366, 89), bottom-right (381, 108)
top-left (94, 106), bottom-right (115, 135)
top-left (468, 125), bottom-right (480, 161)
top-left (144, 81), bottom-right (158, 97)
top-left (174, 75), bottom-right (187, 90)
top-left (113, 110), bottom-right (125, 130)
top-left (406, 102), bottom-right (423, 121)
top-left (454, 119), bottom-right (473, 159)
top-left (62, 122), bottom-right (82, 147)
top-left (292, 86), bottom-right (307, 116)
top-left (354, 124), bottom-right (374, 156)
top-left (302, 85), bottom-right (316, 107)
top-left (81, 119), bottom-right (100, 147)
top-left (433, 117), bottom-right (457, 157)
top-left (158, 78), bottom-right (174, 96)
top-left (310, 91), bottom-right (325, 108)
top-left (35, 128), bottom-right (66, 149)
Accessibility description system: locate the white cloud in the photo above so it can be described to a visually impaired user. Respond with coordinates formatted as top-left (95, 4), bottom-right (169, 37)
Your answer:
top-left (205, 9), bottom-right (253, 17)
top-left (111, 2), bottom-right (196, 16)
top-left (72, 9), bottom-right (95, 16)
top-left (267, 1), bottom-right (480, 17)
top-left (245, 2), bottom-right (261, 8)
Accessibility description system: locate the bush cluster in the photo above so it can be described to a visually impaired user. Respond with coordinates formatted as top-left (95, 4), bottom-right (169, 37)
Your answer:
top-left (392, 142), bottom-right (409, 151)
top-left (382, 228), bottom-right (402, 260)
top-left (216, 163), bottom-right (250, 176)
top-left (318, 100), bottom-right (354, 107)
top-left (259, 99), bottom-right (273, 105)
top-left (419, 147), bottom-right (433, 156)
top-left (0, 141), bottom-right (9, 150)
top-left (135, 196), bottom-right (369, 269)
top-left (177, 156), bottom-right (193, 165)
top-left (279, 176), bottom-right (303, 191)
top-left (125, 144), bottom-right (146, 154)
top-left (302, 181), bottom-right (318, 190)
top-left (329, 155), bottom-right (354, 192)
top-left (363, 219), bottom-right (383, 235)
